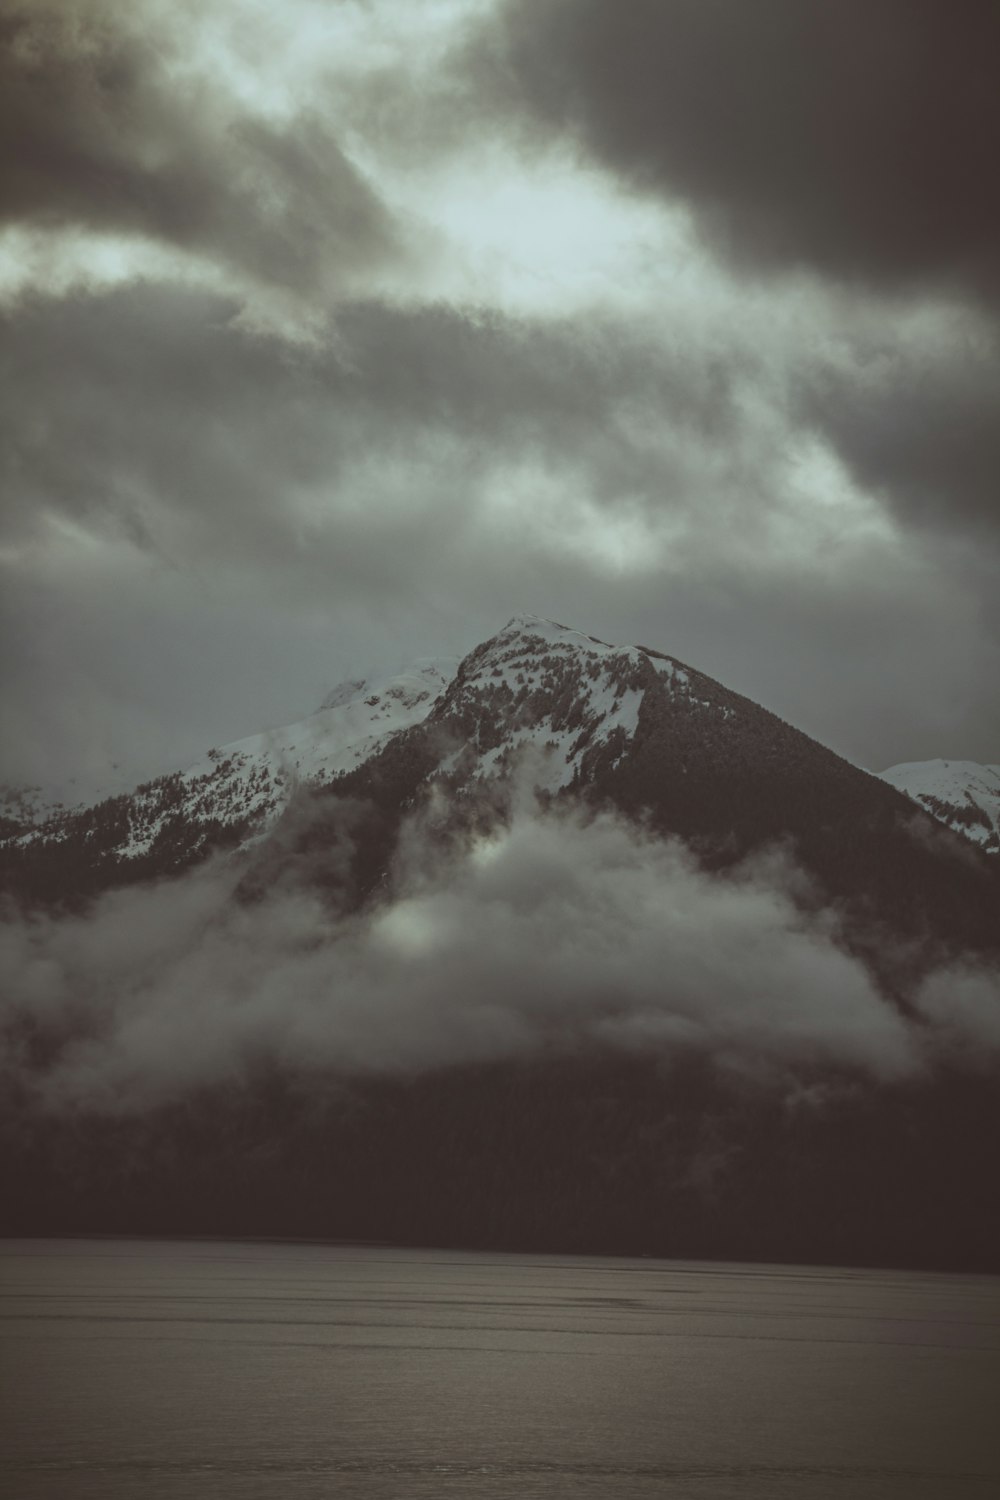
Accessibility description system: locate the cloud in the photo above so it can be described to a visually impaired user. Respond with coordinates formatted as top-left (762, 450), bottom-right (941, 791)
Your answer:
top-left (914, 963), bottom-right (1000, 1062)
top-left (487, 0), bottom-right (1000, 310)
top-left (0, 283), bottom-right (776, 558)
top-left (0, 0), bottom-right (401, 304)
top-left (7, 794), bottom-right (980, 1117)
top-left (801, 316), bottom-right (1000, 539)
top-left (897, 810), bottom-right (985, 872)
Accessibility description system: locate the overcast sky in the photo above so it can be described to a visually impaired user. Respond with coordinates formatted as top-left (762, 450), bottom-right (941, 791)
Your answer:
top-left (3, 0), bottom-right (999, 798)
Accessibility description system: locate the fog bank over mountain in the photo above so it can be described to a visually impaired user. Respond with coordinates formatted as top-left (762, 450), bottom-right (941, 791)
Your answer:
top-left (4, 789), bottom-right (999, 1118)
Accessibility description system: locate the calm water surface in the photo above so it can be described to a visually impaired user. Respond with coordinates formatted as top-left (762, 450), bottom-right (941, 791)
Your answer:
top-left (1, 1238), bottom-right (999, 1498)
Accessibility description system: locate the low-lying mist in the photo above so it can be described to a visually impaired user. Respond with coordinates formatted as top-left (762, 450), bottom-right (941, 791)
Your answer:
top-left (2, 791), bottom-right (998, 1115)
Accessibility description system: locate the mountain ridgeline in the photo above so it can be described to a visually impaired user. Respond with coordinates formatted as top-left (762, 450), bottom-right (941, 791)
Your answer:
top-left (3, 617), bottom-right (1000, 1269)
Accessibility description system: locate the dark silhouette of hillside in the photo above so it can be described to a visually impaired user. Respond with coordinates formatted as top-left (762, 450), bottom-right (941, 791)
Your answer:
top-left (4, 1052), bottom-right (1000, 1272)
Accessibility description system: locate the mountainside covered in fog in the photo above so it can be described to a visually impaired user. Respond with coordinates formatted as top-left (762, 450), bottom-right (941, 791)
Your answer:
top-left (3, 617), bottom-right (1000, 1270)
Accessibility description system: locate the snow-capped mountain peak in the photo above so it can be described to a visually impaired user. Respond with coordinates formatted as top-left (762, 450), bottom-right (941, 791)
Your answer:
top-left (422, 614), bottom-right (719, 796)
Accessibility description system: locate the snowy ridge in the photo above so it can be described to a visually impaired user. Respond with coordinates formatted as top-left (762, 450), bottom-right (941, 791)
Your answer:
top-left (192, 659), bottom-right (458, 794)
top-left (879, 759), bottom-right (1000, 854)
top-left (3, 659), bottom-right (458, 862)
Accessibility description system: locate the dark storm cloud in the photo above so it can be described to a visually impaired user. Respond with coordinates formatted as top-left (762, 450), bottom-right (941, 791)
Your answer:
top-left (801, 324), bottom-right (1000, 537)
top-left (0, 1), bottom-right (398, 293)
top-left (488, 0), bottom-right (1000, 308)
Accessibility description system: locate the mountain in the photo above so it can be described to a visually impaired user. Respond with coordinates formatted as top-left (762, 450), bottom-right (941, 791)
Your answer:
top-left (879, 759), bottom-right (1000, 855)
top-left (4, 616), bottom-right (997, 951)
top-left (3, 616), bottom-right (1000, 1270)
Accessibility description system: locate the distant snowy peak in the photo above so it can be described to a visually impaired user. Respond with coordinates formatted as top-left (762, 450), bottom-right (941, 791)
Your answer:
top-left (879, 759), bottom-right (1000, 854)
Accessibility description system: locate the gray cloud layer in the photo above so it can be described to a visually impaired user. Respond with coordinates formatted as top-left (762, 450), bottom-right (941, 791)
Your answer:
top-left (0, 287), bottom-right (767, 552)
top-left (9, 801), bottom-right (997, 1114)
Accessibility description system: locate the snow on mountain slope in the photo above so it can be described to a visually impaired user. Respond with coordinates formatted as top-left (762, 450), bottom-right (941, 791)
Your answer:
top-left (2, 659), bottom-right (458, 862)
top-left (195, 658), bottom-right (458, 796)
top-left (879, 760), bottom-right (1000, 854)
top-left (423, 613), bottom-right (732, 794)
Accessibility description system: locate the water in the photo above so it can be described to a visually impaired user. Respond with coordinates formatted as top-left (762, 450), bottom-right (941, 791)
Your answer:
top-left (1, 1239), bottom-right (999, 1498)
